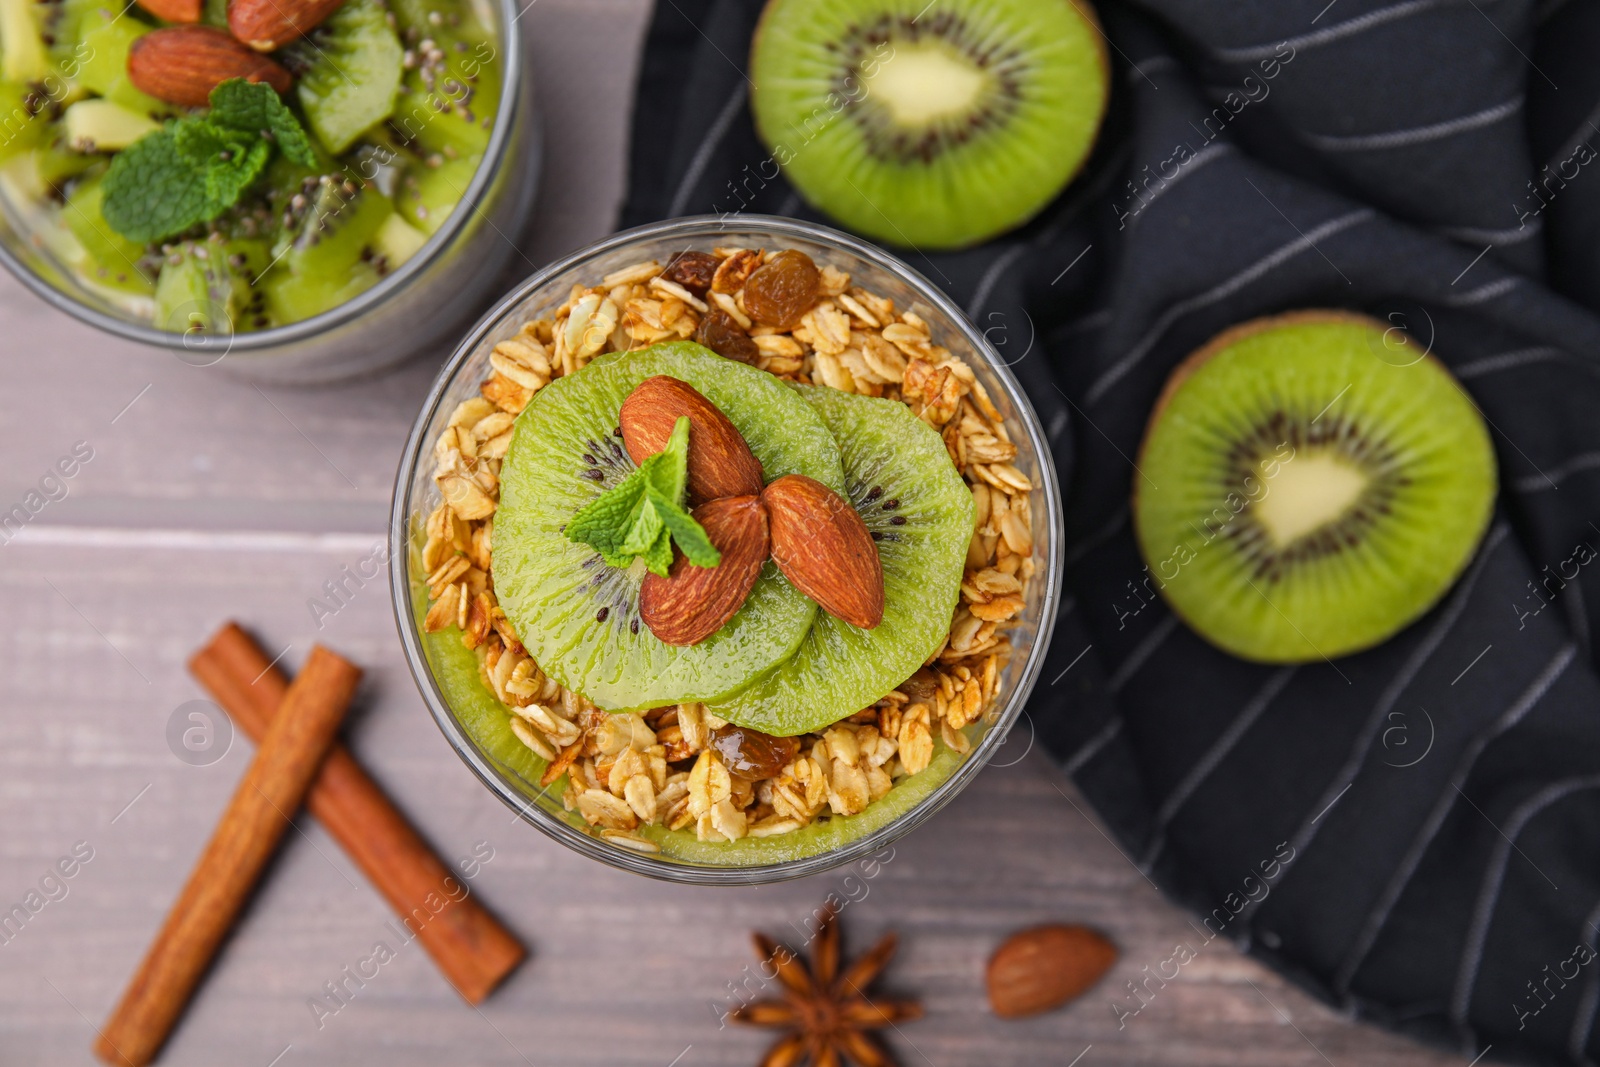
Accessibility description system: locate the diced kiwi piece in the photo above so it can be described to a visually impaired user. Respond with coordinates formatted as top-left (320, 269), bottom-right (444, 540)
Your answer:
top-left (31, 140), bottom-right (102, 186)
top-left (75, 9), bottom-right (169, 116)
top-left (0, 80), bottom-right (50, 162)
top-left (389, 0), bottom-right (492, 44)
top-left (750, 0), bottom-right (1109, 250)
top-left (389, 19), bottom-right (498, 157)
top-left (493, 341), bottom-right (847, 712)
top-left (395, 151), bottom-right (476, 235)
top-left (155, 238), bottom-right (249, 333)
top-left (371, 210), bottom-right (428, 268)
top-left (261, 177), bottom-right (392, 322)
top-left (61, 98), bottom-right (157, 151)
top-left (1, 0), bottom-right (51, 84)
top-left (290, 0), bottom-right (404, 155)
top-left (1133, 312), bottom-right (1497, 663)
top-left (709, 387), bottom-right (975, 736)
top-left (64, 171), bottom-right (155, 292)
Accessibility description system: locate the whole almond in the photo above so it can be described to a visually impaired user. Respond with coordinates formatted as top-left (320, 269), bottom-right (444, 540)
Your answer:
top-left (987, 925), bottom-right (1117, 1019)
top-left (640, 496), bottom-right (769, 646)
top-left (229, 0), bottom-right (347, 51)
top-left (762, 474), bottom-right (883, 629)
top-left (620, 376), bottom-right (763, 505)
top-left (128, 27), bottom-right (292, 108)
top-left (135, 0), bottom-right (201, 23)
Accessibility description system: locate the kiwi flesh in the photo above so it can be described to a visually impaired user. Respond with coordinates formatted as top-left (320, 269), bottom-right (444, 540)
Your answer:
top-left (749, 0), bottom-right (1109, 250)
top-left (493, 341), bottom-right (847, 712)
top-left (709, 386), bottom-right (976, 736)
top-left (1133, 311), bottom-right (1497, 664)
top-left (261, 176), bottom-right (392, 322)
top-left (287, 0), bottom-right (405, 155)
top-left (154, 239), bottom-right (250, 333)
top-left (64, 171), bottom-right (155, 293)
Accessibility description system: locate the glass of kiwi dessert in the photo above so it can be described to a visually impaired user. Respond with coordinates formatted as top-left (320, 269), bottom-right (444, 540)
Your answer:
top-left (0, 0), bottom-right (535, 383)
top-left (391, 215), bottom-right (1064, 883)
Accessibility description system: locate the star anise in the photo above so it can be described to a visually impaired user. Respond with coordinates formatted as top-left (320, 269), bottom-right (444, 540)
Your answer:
top-left (730, 902), bottom-right (923, 1067)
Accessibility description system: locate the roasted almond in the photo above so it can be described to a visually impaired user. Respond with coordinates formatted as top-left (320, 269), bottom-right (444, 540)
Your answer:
top-left (135, 0), bottom-right (201, 23)
top-left (762, 474), bottom-right (883, 629)
top-left (620, 376), bottom-right (763, 505)
top-left (128, 27), bottom-right (292, 108)
top-left (229, 0), bottom-right (346, 51)
top-left (640, 496), bottom-right (769, 646)
top-left (987, 925), bottom-right (1117, 1019)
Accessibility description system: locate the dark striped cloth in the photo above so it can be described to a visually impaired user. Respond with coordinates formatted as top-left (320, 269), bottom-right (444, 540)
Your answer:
top-left (620, 2), bottom-right (1600, 1062)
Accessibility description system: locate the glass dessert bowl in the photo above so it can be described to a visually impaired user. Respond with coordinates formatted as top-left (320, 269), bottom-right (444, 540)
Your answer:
top-left (0, 0), bottom-right (536, 384)
top-left (390, 215), bottom-right (1064, 883)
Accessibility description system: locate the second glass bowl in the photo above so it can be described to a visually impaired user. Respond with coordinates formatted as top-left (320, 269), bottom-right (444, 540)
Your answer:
top-left (390, 215), bottom-right (1064, 884)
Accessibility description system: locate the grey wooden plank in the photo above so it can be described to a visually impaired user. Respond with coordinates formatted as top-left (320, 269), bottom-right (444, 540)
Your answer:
top-left (0, 1), bottom-right (1463, 1063)
top-left (0, 544), bottom-right (1462, 1066)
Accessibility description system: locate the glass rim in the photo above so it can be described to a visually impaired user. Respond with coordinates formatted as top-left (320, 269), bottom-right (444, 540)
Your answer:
top-left (0, 0), bottom-right (526, 356)
top-left (388, 214), bottom-right (1066, 884)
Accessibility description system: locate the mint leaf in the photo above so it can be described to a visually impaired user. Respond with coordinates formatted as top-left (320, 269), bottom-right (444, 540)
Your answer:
top-left (638, 527), bottom-right (675, 579)
top-left (565, 467), bottom-right (647, 560)
top-left (617, 494), bottom-right (663, 556)
top-left (100, 128), bottom-right (218, 244)
top-left (100, 80), bottom-right (317, 244)
top-left (207, 78), bottom-right (317, 167)
top-left (643, 416), bottom-right (691, 503)
top-left (173, 121), bottom-right (272, 206)
top-left (650, 488), bottom-right (721, 568)
top-left (564, 416), bottom-right (721, 574)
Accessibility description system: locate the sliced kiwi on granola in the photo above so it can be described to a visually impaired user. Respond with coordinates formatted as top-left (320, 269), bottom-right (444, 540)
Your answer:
top-left (708, 387), bottom-right (976, 736)
top-left (494, 341), bottom-right (847, 711)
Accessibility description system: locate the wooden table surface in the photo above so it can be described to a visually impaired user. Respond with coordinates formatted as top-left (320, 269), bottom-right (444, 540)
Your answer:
top-left (0, 4), bottom-right (1468, 1065)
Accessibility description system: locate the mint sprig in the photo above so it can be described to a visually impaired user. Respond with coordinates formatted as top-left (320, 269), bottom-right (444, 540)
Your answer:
top-left (565, 417), bottom-right (722, 578)
top-left (101, 79), bottom-right (317, 244)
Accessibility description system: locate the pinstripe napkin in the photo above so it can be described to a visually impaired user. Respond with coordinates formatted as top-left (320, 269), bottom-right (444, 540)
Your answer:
top-left (621, 2), bottom-right (1600, 1062)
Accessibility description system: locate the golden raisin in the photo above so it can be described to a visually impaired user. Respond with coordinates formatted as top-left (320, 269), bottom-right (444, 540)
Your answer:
top-left (743, 250), bottom-right (820, 329)
top-left (662, 250), bottom-right (720, 297)
top-left (694, 307), bottom-right (760, 364)
top-left (711, 724), bottom-right (800, 779)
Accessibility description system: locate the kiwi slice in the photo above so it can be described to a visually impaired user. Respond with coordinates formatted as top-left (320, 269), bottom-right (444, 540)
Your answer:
top-left (1133, 311), bottom-right (1497, 664)
top-left (289, 0), bottom-right (404, 155)
top-left (709, 386), bottom-right (975, 736)
top-left (494, 342), bottom-right (846, 712)
top-left (749, 0), bottom-right (1109, 250)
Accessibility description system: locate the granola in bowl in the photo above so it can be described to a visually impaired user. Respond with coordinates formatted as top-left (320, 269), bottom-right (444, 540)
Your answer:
top-left (399, 220), bottom-right (1059, 874)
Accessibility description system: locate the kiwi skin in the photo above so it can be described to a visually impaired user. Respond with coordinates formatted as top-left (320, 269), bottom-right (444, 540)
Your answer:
top-left (748, 0), bottom-right (1111, 251)
top-left (1131, 309), bottom-right (1497, 663)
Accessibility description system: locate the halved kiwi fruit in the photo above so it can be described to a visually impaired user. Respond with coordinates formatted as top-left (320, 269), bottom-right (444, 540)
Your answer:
top-left (1133, 311), bottom-right (1497, 663)
top-left (493, 341), bottom-right (847, 711)
top-left (709, 386), bottom-right (976, 736)
top-left (749, 0), bottom-right (1109, 250)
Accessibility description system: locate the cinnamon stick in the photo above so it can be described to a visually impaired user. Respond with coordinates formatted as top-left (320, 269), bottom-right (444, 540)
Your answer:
top-left (188, 623), bottom-right (525, 1005)
top-left (95, 646), bottom-right (361, 1067)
